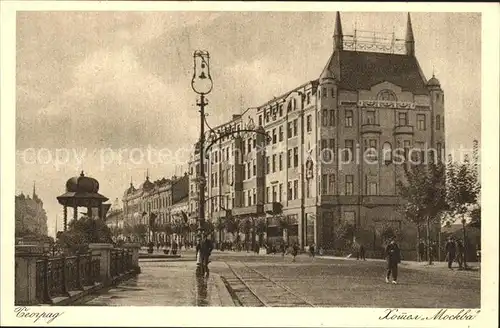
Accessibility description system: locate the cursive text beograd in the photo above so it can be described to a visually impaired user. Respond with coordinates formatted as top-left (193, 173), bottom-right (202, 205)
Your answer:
top-left (15, 306), bottom-right (64, 323)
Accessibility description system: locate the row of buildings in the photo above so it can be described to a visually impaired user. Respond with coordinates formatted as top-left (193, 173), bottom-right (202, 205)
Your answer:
top-left (186, 12), bottom-right (446, 251)
top-left (114, 173), bottom-right (190, 243)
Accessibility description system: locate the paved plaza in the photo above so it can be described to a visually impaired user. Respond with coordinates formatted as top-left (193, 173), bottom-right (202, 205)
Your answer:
top-left (78, 250), bottom-right (480, 308)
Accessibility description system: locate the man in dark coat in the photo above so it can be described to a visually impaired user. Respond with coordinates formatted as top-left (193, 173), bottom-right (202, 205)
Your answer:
top-left (385, 238), bottom-right (401, 284)
top-left (418, 240), bottom-right (425, 262)
top-left (291, 243), bottom-right (299, 262)
top-left (359, 243), bottom-right (366, 261)
top-left (309, 243), bottom-right (316, 258)
top-left (456, 239), bottom-right (465, 269)
top-left (196, 234), bottom-right (213, 277)
top-left (445, 237), bottom-right (456, 269)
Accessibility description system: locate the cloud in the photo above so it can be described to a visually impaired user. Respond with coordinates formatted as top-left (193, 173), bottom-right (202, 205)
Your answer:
top-left (32, 46), bottom-right (199, 149)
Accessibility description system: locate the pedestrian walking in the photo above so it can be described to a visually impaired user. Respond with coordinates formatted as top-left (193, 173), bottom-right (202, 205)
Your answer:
top-left (428, 240), bottom-right (434, 264)
top-left (445, 237), bottom-right (456, 269)
top-left (358, 243), bottom-right (366, 261)
top-left (291, 243), bottom-right (299, 262)
top-left (309, 243), bottom-right (316, 258)
top-left (353, 237), bottom-right (360, 260)
top-left (456, 239), bottom-right (465, 269)
top-left (418, 239), bottom-right (425, 262)
top-left (196, 234), bottom-right (213, 277)
top-left (385, 238), bottom-right (401, 284)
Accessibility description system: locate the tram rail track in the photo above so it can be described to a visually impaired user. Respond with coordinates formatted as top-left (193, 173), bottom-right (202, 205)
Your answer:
top-left (223, 261), bottom-right (315, 307)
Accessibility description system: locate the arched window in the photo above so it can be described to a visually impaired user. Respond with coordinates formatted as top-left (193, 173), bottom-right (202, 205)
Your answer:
top-left (436, 115), bottom-right (441, 130)
top-left (382, 142), bottom-right (392, 164)
top-left (377, 89), bottom-right (397, 102)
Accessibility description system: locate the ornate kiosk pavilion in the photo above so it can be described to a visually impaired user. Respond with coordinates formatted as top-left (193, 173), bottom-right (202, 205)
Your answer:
top-left (56, 171), bottom-right (110, 231)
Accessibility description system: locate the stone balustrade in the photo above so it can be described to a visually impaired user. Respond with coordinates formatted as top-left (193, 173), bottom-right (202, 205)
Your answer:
top-left (15, 243), bottom-right (141, 305)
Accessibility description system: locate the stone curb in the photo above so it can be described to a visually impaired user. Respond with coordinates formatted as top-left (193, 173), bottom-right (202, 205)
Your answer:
top-left (210, 273), bottom-right (235, 307)
top-left (138, 254), bottom-right (182, 259)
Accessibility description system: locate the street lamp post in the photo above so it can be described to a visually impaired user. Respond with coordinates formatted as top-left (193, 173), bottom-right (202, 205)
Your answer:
top-left (191, 51), bottom-right (213, 238)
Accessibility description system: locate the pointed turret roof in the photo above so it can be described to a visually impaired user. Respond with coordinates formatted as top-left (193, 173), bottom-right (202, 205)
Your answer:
top-left (334, 11), bottom-right (343, 37)
top-left (405, 12), bottom-right (415, 42)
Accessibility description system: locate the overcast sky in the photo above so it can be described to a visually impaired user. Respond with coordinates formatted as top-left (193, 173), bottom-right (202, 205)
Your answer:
top-left (15, 11), bottom-right (481, 236)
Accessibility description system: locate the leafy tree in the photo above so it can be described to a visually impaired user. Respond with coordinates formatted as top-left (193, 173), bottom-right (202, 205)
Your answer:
top-left (398, 202), bottom-right (424, 253)
top-left (57, 216), bottom-right (113, 254)
top-left (223, 216), bottom-right (238, 239)
top-left (277, 215), bottom-right (289, 244)
top-left (133, 223), bottom-right (148, 243)
top-left (171, 220), bottom-right (183, 242)
top-left (203, 220), bottom-right (215, 236)
top-left (333, 221), bottom-right (355, 250)
top-left (159, 222), bottom-right (173, 238)
top-left (188, 222), bottom-right (198, 243)
top-left (397, 161), bottom-right (447, 264)
top-left (469, 206), bottom-right (481, 228)
top-left (215, 218), bottom-right (225, 243)
top-left (377, 223), bottom-right (400, 244)
top-left (241, 219), bottom-right (252, 239)
top-left (255, 218), bottom-right (267, 247)
top-left (446, 153), bottom-right (480, 268)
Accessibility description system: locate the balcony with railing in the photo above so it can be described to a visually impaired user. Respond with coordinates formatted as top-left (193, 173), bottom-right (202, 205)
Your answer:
top-left (232, 204), bottom-right (264, 217)
top-left (343, 29), bottom-right (406, 55)
top-left (361, 123), bottom-right (382, 135)
top-left (264, 202), bottom-right (283, 214)
top-left (393, 125), bottom-right (414, 135)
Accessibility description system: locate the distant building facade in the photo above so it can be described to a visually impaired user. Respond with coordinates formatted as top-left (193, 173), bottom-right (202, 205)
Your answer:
top-left (122, 172), bottom-right (189, 242)
top-left (106, 198), bottom-right (124, 240)
top-left (15, 184), bottom-right (48, 237)
top-left (188, 12), bottom-right (445, 252)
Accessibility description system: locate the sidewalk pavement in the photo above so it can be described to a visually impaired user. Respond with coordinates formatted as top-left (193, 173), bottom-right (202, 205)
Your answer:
top-left (81, 260), bottom-right (234, 306)
top-left (316, 254), bottom-right (480, 279)
top-left (317, 254), bottom-right (480, 267)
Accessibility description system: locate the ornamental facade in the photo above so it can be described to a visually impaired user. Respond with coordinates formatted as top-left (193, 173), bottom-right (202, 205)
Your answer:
top-left (188, 12), bottom-right (445, 252)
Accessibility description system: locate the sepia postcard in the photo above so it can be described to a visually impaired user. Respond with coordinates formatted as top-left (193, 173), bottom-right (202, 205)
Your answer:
top-left (1, 1), bottom-right (499, 327)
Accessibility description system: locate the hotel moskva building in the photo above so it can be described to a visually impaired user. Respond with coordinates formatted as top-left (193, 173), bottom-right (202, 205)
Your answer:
top-left (187, 12), bottom-right (445, 253)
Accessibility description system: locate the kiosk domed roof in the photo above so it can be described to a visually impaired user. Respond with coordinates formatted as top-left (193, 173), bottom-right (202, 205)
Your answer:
top-left (66, 171), bottom-right (99, 193)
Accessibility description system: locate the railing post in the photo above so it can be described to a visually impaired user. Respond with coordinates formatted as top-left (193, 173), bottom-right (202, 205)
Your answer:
top-left (87, 251), bottom-right (96, 285)
top-left (61, 255), bottom-right (70, 296)
top-left (75, 253), bottom-right (84, 290)
top-left (123, 243), bottom-right (141, 273)
top-left (88, 243), bottom-right (113, 284)
top-left (42, 256), bottom-right (52, 303)
top-left (110, 251), bottom-right (115, 278)
top-left (15, 245), bottom-right (44, 305)
top-left (121, 249), bottom-right (125, 274)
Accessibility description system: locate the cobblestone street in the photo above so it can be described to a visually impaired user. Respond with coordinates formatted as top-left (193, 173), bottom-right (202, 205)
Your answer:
top-left (79, 250), bottom-right (480, 308)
